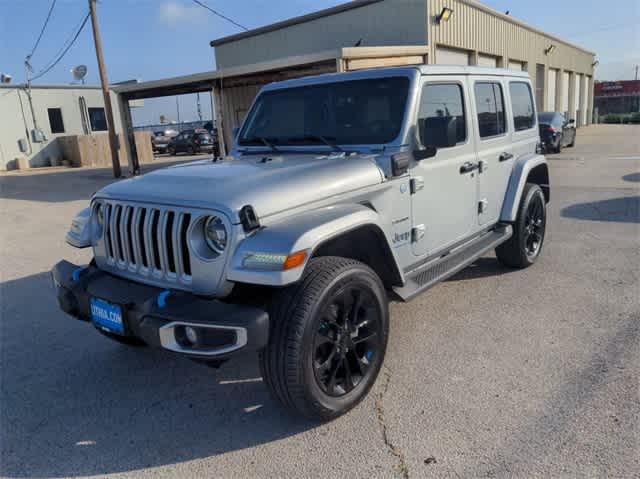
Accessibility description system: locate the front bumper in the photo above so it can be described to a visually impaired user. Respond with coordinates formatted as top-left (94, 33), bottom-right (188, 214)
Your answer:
top-left (51, 260), bottom-right (269, 359)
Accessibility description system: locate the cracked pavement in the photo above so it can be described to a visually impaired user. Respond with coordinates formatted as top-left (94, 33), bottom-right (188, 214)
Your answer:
top-left (1, 125), bottom-right (639, 478)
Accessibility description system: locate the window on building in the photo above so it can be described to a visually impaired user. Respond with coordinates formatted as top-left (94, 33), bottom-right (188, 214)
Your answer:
top-left (474, 82), bottom-right (506, 138)
top-left (88, 107), bottom-right (108, 131)
top-left (509, 82), bottom-right (536, 131)
top-left (417, 83), bottom-right (467, 148)
top-left (47, 108), bottom-right (65, 134)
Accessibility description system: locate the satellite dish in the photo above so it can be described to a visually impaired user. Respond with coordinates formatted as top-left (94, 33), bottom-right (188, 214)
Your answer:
top-left (71, 65), bottom-right (88, 83)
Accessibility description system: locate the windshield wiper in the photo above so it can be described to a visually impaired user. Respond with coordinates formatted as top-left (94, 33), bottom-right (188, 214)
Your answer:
top-left (242, 136), bottom-right (280, 152)
top-left (286, 134), bottom-right (343, 152)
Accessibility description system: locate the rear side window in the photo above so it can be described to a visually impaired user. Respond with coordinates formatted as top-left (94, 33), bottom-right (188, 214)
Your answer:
top-left (509, 82), bottom-right (535, 131)
top-left (474, 82), bottom-right (506, 138)
top-left (417, 83), bottom-right (466, 148)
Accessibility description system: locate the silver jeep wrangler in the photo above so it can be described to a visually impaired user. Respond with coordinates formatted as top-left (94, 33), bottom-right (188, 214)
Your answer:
top-left (54, 65), bottom-right (549, 420)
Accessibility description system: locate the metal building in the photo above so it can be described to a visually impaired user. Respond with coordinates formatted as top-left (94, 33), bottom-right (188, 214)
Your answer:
top-left (113, 0), bottom-right (596, 171)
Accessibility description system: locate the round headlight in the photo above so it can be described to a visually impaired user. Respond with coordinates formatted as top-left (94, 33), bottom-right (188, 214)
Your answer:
top-left (204, 216), bottom-right (227, 254)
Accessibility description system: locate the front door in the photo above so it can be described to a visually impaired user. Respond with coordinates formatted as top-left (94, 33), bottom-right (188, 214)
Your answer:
top-left (410, 77), bottom-right (479, 257)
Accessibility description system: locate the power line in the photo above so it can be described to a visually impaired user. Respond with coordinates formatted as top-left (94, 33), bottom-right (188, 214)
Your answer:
top-left (31, 10), bottom-right (88, 77)
top-left (190, 0), bottom-right (248, 31)
top-left (31, 12), bottom-right (90, 81)
top-left (28, 0), bottom-right (57, 59)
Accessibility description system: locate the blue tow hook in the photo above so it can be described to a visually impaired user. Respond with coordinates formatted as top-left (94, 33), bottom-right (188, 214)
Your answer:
top-left (72, 267), bottom-right (87, 282)
top-left (157, 290), bottom-right (172, 309)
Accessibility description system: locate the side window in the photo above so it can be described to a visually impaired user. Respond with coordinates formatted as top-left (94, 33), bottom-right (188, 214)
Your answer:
top-left (417, 83), bottom-right (466, 148)
top-left (474, 82), bottom-right (506, 138)
top-left (509, 82), bottom-right (535, 131)
top-left (88, 107), bottom-right (107, 131)
top-left (47, 108), bottom-right (65, 134)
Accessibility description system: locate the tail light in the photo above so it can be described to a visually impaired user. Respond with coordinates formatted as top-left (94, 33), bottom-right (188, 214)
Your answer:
top-left (547, 126), bottom-right (557, 133)
top-left (194, 139), bottom-right (200, 144)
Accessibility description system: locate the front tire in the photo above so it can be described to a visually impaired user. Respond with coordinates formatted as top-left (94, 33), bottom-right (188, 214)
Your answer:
top-left (260, 257), bottom-right (389, 421)
top-left (496, 183), bottom-right (547, 268)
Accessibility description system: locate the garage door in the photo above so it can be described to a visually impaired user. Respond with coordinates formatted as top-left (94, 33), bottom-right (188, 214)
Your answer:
top-left (477, 54), bottom-right (498, 68)
top-left (574, 74), bottom-right (582, 124)
top-left (547, 69), bottom-right (558, 112)
top-left (582, 76), bottom-right (590, 125)
top-left (508, 60), bottom-right (525, 71)
top-left (561, 71), bottom-right (570, 115)
top-left (436, 47), bottom-right (470, 65)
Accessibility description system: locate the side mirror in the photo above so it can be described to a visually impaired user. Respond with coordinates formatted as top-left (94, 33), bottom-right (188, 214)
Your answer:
top-left (232, 127), bottom-right (240, 138)
top-left (414, 145), bottom-right (437, 160)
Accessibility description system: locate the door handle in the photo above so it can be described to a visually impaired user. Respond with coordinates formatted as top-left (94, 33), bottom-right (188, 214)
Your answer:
top-left (499, 152), bottom-right (514, 162)
top-left (459, 161), bottom-right (479, 174)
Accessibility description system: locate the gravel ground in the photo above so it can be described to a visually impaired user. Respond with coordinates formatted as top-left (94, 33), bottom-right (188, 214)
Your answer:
top-left (1, 125), bottom-right (638, 478)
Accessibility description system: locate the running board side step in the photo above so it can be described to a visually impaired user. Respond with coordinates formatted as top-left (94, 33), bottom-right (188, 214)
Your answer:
top-left (393, 225), bottom-right (512, 301)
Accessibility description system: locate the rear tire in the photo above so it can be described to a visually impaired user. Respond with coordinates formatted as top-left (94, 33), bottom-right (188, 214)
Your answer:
top-left (496, 183), bottom-right (547, 268)
top-left (259, 256), bottom-right (389, 421)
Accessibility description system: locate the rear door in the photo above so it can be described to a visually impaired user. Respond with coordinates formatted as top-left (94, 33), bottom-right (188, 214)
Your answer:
top-left (471, 78), bottom-right (513, 226)
top-left (507, 80), bottom-right (538, 162)
top-left (410, 76), bottom-right (479, 257)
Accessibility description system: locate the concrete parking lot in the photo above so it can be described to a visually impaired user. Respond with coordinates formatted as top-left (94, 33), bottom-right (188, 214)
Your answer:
top-left (1, 125), bottom-right (638, 478)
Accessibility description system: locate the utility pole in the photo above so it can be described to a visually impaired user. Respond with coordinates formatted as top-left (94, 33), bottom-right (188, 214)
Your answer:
top-left (635, 65), bottom-right (638, 81)
top-left (23, 57), bottom-right (39, 132)
top-left (176, 96), bottom-right (181, 128)
top-left (88, 0), bottom-right (121, 178)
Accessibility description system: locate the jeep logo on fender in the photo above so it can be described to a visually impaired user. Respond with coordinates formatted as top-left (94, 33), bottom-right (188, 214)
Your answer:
top-left (393, 231), bottom-right (411, 245)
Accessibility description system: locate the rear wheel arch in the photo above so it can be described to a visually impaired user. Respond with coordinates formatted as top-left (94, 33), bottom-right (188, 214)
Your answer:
top-left (311, 225), bottom-right (403, 289)
top-left (526, 163), bottom-right (550, 203)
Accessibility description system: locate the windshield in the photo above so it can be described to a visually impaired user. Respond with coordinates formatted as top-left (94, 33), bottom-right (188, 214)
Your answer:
top-left (538, 112), bottom-right (556, 123)
top-left (238, 76), bottom-right (410, 147)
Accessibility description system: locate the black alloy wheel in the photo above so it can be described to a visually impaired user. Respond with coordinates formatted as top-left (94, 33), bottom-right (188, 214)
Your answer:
top-left (312, 284), bottom-right (382, 397)
top-left (495, 183), bottom-right (547, 268)
top-left (259, 256), bottom-right (389, 421)
top-left (523, 192), bottom-right (545, 259)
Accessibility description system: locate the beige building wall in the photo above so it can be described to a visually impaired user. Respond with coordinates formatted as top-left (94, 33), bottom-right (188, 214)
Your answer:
top-left (212, 0), bottom-right (596, 127)
top-left (213, 0), bottom-right (428, 69)
top-left (427, 0), bottom-right (595, 119)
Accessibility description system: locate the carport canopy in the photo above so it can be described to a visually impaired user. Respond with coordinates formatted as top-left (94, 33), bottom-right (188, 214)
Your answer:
top-left (112, 46), bottom-right (429, 174)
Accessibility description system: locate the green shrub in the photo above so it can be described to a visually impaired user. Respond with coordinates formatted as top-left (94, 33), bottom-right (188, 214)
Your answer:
top-left (629, 112), bottom-right (640, 124)
top-left (602, 114), bottom-right (622, 124)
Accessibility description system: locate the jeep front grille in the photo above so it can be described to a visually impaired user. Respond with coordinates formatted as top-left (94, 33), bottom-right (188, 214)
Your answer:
top-left (100, 202), bottom-right (192, 283)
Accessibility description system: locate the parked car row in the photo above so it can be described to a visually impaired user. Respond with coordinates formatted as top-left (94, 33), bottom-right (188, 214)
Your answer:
top-left (151, 127), bottom-right (220, 157)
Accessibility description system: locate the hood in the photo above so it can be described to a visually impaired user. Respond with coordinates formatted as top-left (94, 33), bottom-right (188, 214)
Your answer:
top-left (95, 153), bottom-right (384, 223)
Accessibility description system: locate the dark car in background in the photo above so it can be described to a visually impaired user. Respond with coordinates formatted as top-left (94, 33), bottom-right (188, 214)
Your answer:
top-left (538, 112), bottom-right (576, 153)
top-left (167, 129), bottom-right (217, 156)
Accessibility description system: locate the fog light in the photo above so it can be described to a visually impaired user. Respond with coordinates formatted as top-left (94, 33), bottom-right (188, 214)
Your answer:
top-left (184, 326), bottom-right (198, 345)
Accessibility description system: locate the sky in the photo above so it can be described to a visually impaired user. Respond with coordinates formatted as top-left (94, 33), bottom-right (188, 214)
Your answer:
top-left (1, 0), bottom-right (638, 125)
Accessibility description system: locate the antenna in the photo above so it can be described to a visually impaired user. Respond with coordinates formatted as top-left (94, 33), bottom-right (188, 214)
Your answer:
top-left (71, 64), bottom-right (88, 84)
